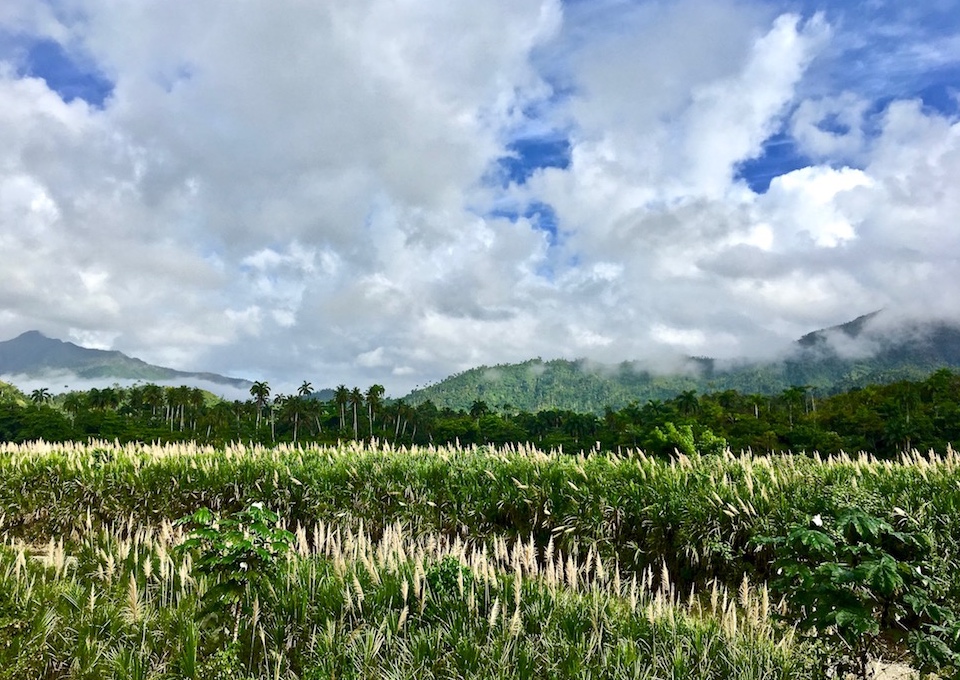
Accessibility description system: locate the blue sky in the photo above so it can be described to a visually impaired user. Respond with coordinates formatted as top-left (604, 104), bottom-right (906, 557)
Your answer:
top-left (1, 0), bottom-right (959, 394)
top-left (16, 36), bottom-right (112, 106)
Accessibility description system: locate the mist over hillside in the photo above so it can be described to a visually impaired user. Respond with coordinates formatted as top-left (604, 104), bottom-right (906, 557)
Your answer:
top-left (0, 331), bottom-right (252, 394)
top-left (403, 312), bottom-right (960, 413)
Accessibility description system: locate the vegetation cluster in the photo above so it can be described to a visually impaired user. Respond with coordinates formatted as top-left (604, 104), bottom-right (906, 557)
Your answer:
top-left (3, 368), bottom-right (960, 458)
top-left (1, 440), bottom-right (959, 677)
top-left (0, 492), bottom-right (807, 679)
top-left (3, 367), bottom-right (960, 677)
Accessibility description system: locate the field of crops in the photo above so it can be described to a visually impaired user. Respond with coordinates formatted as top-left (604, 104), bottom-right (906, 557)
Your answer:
top-left (1, 440), bottom-right (958, 678)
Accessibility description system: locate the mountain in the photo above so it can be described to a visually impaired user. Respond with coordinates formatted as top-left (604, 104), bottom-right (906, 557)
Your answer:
top-left (402, 313), bottom-right (960, 413)
top-left (0, 331), bottom-right (252, 390)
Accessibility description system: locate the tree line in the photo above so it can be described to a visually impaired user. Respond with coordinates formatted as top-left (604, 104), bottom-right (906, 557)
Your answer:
top-left (2, 368), bottom-right (960, 458)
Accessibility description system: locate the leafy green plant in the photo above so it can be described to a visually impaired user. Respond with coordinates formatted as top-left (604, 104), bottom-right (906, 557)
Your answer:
top-left (425, 556), bottom-right (474, 600)
top-left (176, 502), bottom-right (294, 641)
top-left (758, 508), bottom-right (958, 679)
top-left (648, 421), bottom-right (727, 457)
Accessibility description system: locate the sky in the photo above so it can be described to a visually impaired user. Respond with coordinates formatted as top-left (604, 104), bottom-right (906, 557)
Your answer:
top-left (1, 0), bottom-right (959, 397)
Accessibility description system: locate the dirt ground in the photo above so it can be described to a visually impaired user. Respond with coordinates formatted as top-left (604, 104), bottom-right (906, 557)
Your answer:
top-left (869, 661), bottom-right (920, 679)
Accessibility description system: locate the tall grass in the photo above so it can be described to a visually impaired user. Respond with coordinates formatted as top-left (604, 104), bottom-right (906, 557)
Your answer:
top-left (0, 512), bottom-right (809, 679)
top-left (2, 440), bottom-right (958, 589)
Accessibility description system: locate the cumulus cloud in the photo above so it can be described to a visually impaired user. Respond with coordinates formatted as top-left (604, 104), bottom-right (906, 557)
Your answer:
top-left (0, 0), bottom-right (958, 396)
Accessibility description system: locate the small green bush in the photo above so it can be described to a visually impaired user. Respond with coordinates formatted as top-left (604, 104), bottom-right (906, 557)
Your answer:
top-left (176, 502), bottom-right (294, 640)
top-left (758, 507), bottom-right (959, 679)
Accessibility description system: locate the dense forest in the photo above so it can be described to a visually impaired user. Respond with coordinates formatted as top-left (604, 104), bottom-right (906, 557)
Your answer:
top-left (3, 367), bottom-right (959, 458)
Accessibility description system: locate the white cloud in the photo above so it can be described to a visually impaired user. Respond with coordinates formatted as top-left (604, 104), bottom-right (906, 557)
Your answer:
top-left (790, 93), bottom-right (869, 161)
top-left (762, 166), bottom-right (873, 248)
top-left (0, 1), bottom-right (958, 396)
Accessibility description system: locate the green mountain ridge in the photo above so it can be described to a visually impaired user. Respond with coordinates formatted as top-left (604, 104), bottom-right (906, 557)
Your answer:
top-left (403, 313), bottom-right (960, 413)
top-left (0, 331), bottom-right (252, 390)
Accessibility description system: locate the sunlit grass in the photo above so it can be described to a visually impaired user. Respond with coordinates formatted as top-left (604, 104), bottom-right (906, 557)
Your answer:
top-left (0, 439), bottom-right (957, 677)
top-left (1, 440), bottom-right (957, 585)
top-left (0, 514), bottom-right (808, 679)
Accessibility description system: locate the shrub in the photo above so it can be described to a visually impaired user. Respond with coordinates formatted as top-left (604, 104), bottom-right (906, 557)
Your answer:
top-left (176, 502), bottom-right (294, 642)
top-left (758, 508), bottom-right (959, 679)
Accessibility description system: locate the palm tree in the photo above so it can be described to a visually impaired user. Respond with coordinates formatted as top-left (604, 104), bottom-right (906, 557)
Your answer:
top-left (204, 402), bottom-right (232, 440)
top-left (365, 384), bottom-right (385, 436)
top-left (676, 390), bottom-right (700, 417)
top-left (62, 392), bottom-right (84, 417)
top-left (390, 399), bottom-right (413, 440)
top-left (188, 387), bottom-right (205, 431)
top-left (142, 384), bottom-right (164, 418)
top-left (334, 385), bottom-right (349, 431)
top-left (170, 385), bottom-right (191, 431)
top-left (308, 397), bottom-right (325, 435)
top-left (30, 387), bottom-right (51, 404)
top-left (270, 393), bottom-right (285, 442)
top-left (298, 381), bottom-right (313, 397)
top-left (286, 395), bottom-right (307, 443)
top-left (249, 381), bottom-right (271, 430)
top-left (780, 385), bottom-right (808, 429)
top-left (469, 399), bottom-right (490, 421)
top-left (88, 388), bottom-right (110, 411)
top-left (231, 400), bottom-right (249, 436)
top-left (348, 387), bottom-right (364, 439)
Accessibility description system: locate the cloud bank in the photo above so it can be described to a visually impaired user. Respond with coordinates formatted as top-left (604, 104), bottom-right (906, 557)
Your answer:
top-left (0, 0), bottom-right (958, 395)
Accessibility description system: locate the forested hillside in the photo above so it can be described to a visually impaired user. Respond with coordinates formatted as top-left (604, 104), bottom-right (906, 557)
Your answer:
top-left (402, 317), bottom-right (960, 413)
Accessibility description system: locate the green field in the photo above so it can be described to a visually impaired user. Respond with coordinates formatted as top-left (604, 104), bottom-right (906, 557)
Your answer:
top-left (1, 441), bottom-right (958, 678)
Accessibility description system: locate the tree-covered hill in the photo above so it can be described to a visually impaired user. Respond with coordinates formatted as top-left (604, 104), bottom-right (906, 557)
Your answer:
top-left (0, 380), bottom-right (26, 406)
top-left (403, 314), bottom-right (960, 413)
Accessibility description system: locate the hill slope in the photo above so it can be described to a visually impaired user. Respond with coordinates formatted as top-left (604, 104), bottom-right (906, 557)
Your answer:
top-left (403, 314), bottom-right (960, 413)
top-left (0, 331), bottom-right (252, 389)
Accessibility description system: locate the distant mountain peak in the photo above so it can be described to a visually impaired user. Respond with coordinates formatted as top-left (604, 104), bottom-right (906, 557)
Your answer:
top-left (796, 311), bottom-right (883, 348)
top-left (0, 330), bottom-right (252, 390)
top-left (404, 311), bottom-right (960, 413)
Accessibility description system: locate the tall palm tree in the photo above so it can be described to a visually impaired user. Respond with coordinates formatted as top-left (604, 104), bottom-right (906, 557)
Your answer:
top-left (365, 384), bottom-right (385, 436)
top-left (142, 384), bottom-right (164, 418)
top-left (334, 385), bottom-right (349, 432)
top-left (676, 390), bottom-right (700, 417)
top-left (298, 381), bottom-right (313, 398)
top-left (780, 385), bottom-right (808, 429)
top-left (286, 395), bottom-right (307, 443)
top-left (62, 392), bottom-right (83, 417)
top-left (88, 388), bottom-right (110, 411)
top-left (270, 393), bottom-right (285, 442)
top-left (171, 385), bottom-right (192, 431)
top-left (30, 387), bottom-right (51, 404)
top-left (469, 399), bottom-right (490, 421)
top-left (309, 398), bottom-right (325, 435)
top-left (249, 381), bottom-right (270, 430)
top-left (204, 401), bottom-right (232, 440)
top-left (348, 387), bottom-right (364, 439)
top-left (188, 388), bottom-right (205, 431)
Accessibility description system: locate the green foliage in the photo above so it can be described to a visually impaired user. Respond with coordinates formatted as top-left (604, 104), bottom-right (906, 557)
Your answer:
top-left (425, 556), bottom-right (474, 600)
top-left (2, 440), bottom-right (960, 677)
top-left (0, 520), bottom-right (812, 680)
top-left (648, 421), bottom-right (727, 457)
top-left (758, 508), bottom-right (959, 679)
top-left (176, 503), bottom-right (294, 635)
top-left (6, 368), bottom-right (960, 457)
top-left (404, 324), bottom-right (960, 414)
top-left (196, 644), bottom-right (256, 680)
